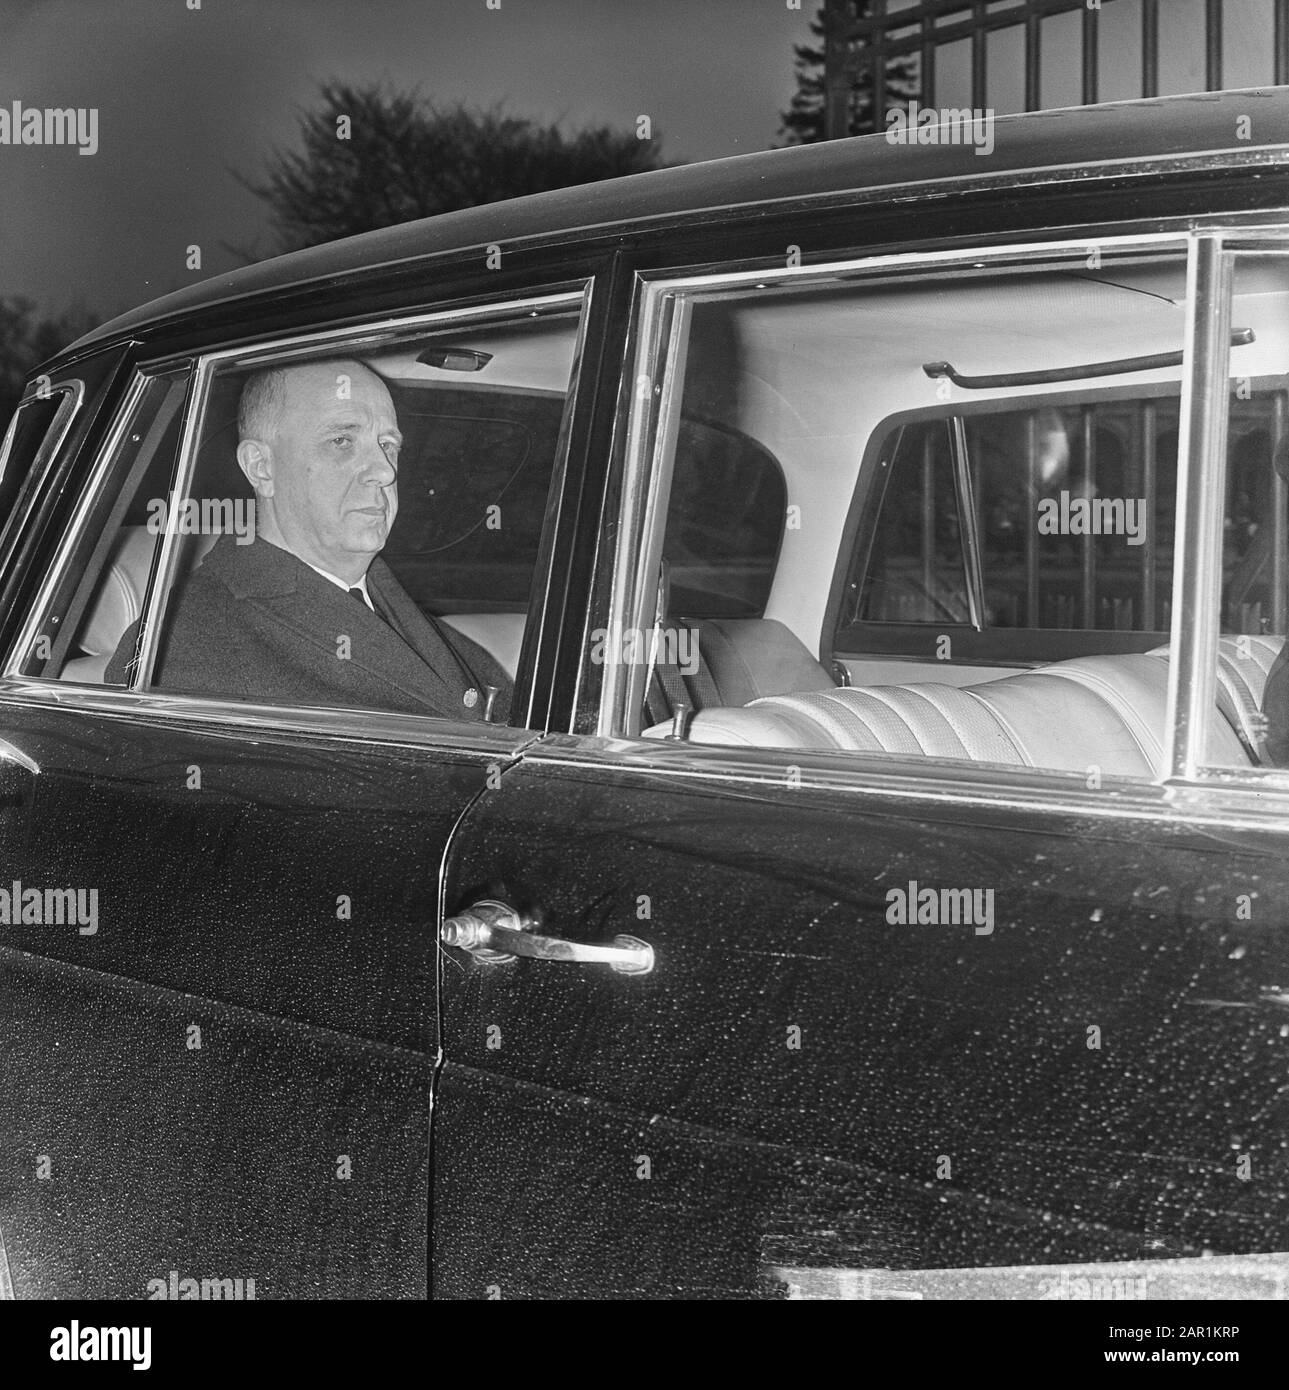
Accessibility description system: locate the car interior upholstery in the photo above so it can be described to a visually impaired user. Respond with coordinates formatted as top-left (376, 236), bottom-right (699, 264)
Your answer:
top-left (644, 639), bottom-right (1283, 776)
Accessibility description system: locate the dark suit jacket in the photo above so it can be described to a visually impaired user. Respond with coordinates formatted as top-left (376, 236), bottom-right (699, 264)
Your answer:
top-left (1264, 643), bottom-right (1289, 765)
top-left (105, 534), bottom-right (513, 722)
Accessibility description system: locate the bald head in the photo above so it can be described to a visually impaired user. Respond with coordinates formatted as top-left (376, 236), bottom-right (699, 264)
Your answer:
top-left (235, 359), bottom-right (402, 583)
top-left (237, 359), bottom-right (388, 445)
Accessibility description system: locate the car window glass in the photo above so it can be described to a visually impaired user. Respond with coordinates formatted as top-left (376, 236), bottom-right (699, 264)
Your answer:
top-left (856, 419), bottom-right (968, 624)
top-left (969, 401), bottom-right (1178, 635)
top-left (854, 396), bottom-right (1184, 651)
top-left (621, 247), bottom-right (1255, 782)
top-left (136, 304), bottom-right (584, 728)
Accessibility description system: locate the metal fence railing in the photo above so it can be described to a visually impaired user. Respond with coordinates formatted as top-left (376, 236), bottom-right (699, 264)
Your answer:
top-left (822, 0), bottom-right (1289, 137)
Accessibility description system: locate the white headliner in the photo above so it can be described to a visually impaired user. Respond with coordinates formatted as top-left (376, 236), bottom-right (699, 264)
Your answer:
top-left (687, 260), bottom-right (1289, 650)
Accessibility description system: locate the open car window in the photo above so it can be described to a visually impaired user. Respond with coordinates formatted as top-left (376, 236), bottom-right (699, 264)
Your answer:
top-left (13, 295), bottom-right (587, 731)
top-left (612, 241), bottom-right (1283, 784)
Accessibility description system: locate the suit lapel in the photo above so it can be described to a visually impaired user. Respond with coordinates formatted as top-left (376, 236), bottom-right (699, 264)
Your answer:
top-left (222, 540), bottom-right (476, 716)
top-left (368, 561), bottom-right (481, 679)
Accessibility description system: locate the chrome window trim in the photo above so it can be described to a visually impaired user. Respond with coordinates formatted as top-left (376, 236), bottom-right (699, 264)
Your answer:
top-left (0, 683), bottom-right (542, 758)
top-left (0, 734), bottom-right (39, 774)
top-left (173, 289), bottom-right (589, 372)
top-left (1162, 235), bottom-right (1232, 783)
top-left (604, 224), bottom-right (1289, 793)
top-left (608, 293), bottom-right (693, 735)
top-left (1186, 241), bottom-right (1289, 788)
top-left (522, 734), bottom-right (1289, 835)
top-left (1192, 761), bottom-right (1289, 789)
top-left (630, 229), bottom-right (1199, 297)
top-left (597, 281), bottom-right (671, 737)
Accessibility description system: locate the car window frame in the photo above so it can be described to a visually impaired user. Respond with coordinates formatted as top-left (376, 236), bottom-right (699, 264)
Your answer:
top-left (0, 283), bottom-right (596, 750)
top-left (589, 227), bottom-right (1289, 812)
top-left (0, 380), bottom-right (85, 569)
top-left (1184, 235), bottom-right (1289, 791)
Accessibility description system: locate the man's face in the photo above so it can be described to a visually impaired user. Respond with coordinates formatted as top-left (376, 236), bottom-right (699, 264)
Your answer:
top-left (245, 362), bottom-right (402, 579)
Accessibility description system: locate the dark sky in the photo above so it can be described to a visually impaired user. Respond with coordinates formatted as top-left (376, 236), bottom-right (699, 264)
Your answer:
top-left (0, 0), bottom-right (814, 322)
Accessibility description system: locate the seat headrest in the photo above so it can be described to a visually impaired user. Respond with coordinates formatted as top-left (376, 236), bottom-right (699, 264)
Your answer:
top-left (78, 527), bottom-right (156, 656)
top-left (693, 617), bottom-right (834, 705)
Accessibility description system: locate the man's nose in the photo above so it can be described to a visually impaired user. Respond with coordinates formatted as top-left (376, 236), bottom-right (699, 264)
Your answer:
top-left (360, 440), bottom-right (397, 485)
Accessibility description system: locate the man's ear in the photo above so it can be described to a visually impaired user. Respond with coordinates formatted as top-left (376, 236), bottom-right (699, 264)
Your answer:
top-left (236, 439), bottom-right (274, 496)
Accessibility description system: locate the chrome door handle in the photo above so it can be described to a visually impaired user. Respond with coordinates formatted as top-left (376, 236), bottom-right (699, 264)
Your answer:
top-left (441, 898), bottom-right (654, 975)
top-left (0, 737), bottom-right (38, 774)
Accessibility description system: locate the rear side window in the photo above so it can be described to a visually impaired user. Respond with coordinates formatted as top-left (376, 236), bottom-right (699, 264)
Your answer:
top-left (967, 401), bottom-right (1175, 634)
top-left (848, 388), bottom-right (1283, 662)
top-left (855, 419), bottom-right (968, 625)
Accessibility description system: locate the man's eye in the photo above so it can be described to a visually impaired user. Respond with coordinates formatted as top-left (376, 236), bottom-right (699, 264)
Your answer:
top-left (329, 434), bottom-right (353, 448)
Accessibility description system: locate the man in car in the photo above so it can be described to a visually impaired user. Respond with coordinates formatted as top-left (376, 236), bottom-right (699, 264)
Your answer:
top-left (106, 358), bottom-right (512, 721)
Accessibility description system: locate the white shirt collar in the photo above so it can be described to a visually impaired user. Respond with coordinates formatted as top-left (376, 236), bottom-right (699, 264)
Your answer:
top-left (306, 562), bottom-right (372, 608)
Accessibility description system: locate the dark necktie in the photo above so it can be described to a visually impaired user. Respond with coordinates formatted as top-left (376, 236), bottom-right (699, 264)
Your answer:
top-left (348, 585), bottom-right (387, 627)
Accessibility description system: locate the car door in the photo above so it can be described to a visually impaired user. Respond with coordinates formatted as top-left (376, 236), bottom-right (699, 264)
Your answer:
top-left (432, 231), bottom-right (1289, 1299)
top-left (0, 284), bottom-right (596, 1299)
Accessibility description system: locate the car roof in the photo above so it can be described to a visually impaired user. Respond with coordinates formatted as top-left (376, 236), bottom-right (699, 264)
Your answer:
top-left (69, 87), bottom-right (1289, 356)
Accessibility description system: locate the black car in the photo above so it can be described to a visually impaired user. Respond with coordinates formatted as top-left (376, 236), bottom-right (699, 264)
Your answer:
top-left (3, 88), bottom-right (1289, 1301)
